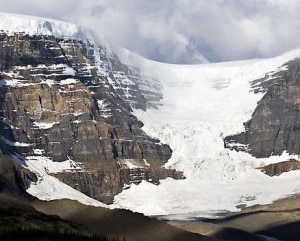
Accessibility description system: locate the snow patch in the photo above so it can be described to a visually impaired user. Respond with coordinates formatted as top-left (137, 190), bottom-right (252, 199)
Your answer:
top-left (119, 159), bottom-right (148, 169)
top-left (1, 137), bottom-right (31, 147)
top-left (59, 78), bottom-right (78, 85)
top-left (25, 155), bottom-right (82, 174)
top-left (0, 79), bottom-right (35, 87)
top-left (62, 66), bottom-right (76, 76)
top-left (33, 122), bottom-right (58, 129)
top-left (40, 79), bottom-right (55, 86)
top-left (97, 100), bottom-right (112, 118)
top-left (143, 159), bottom-right (151, 167)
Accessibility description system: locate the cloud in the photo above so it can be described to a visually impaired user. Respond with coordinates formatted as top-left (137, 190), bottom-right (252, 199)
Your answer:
top-left (1, 0), bottom-right (300, 64)
top-left (0, 0), bottom-right (79, 19)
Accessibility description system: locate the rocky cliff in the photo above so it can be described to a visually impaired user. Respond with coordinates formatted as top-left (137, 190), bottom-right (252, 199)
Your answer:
top-left (0, 31), bottom-right (182, 203)
top-left (225, 59), bottom-right (300, 166)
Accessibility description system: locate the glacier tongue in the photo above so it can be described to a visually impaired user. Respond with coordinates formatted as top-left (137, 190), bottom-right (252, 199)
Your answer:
top-left (112, 49), bottom-right (300, 217)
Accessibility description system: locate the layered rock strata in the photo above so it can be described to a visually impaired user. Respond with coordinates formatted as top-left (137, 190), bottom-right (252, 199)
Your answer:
top-left (225, 59), bottom-right (300, 159)
top-left (0, 32), bottom-right (182, 203)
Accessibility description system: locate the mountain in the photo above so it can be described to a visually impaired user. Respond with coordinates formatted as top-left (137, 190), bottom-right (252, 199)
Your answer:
top-left (0, 12), bottom-right (299, 221)
top-left (0, 12), bottom-right (182, 205)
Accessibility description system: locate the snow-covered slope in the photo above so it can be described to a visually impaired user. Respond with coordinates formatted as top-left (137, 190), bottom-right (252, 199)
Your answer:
top-left (0, 12), bottom-right (80, 37)
top-left (112, 50), bottom-right (300, 218)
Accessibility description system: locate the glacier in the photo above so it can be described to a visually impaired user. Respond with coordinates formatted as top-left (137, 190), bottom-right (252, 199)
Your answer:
top-left (113, 50), bottom-right (300, 217)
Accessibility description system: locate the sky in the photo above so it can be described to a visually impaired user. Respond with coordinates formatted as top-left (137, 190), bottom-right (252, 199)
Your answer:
top-left (1, 0), bottom-right (300, 64)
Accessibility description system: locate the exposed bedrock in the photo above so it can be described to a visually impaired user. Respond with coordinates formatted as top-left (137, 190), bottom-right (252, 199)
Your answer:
top-left (225, 59), bottom-right (300, 159)
top-left (0, 32), bottom-right (182, 203)
top-left (259, 159), bottom-right (300, 176)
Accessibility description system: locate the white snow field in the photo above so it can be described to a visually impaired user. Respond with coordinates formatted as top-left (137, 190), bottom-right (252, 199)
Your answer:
top-left (1, 12), bottom-right (300, 218)
top-left (112, 50), bottom-right (300, 218)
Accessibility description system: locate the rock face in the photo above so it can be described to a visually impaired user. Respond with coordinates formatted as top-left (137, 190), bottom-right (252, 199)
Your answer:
top-left (0, 32), bottom-right (182, 203)
top-left (0, 154), bottom-right (37, 192)
top-left (54, 166), bottom-right (183, 203)
top-left (225, 59), bottom-right (300, 159)
top-left (259, 159), bottom-right (300, 176)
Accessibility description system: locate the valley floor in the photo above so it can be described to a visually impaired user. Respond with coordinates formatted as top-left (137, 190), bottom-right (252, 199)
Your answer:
top-left (168, 194), bottom-right (300, 241)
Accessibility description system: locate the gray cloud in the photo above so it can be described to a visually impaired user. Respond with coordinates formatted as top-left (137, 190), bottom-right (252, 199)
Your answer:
top-left (1, 0), bottom-right (300, 63)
